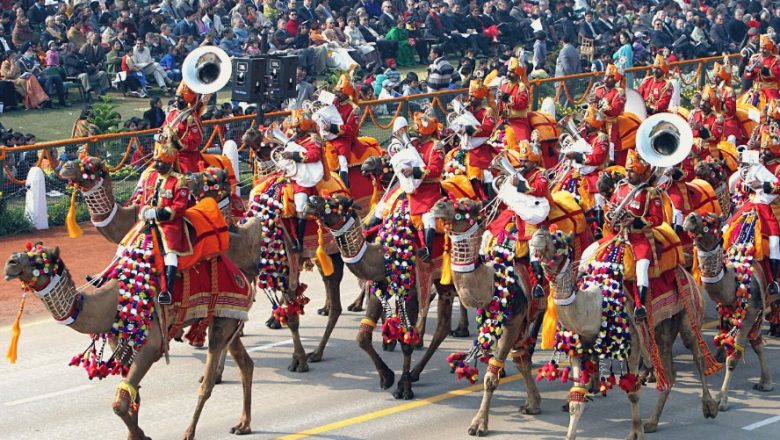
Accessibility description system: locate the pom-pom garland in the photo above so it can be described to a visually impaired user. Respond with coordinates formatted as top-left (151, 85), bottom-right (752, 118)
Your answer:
top-left (714, 211), bottom-right (757, 357)
top-left (370, 198), bottom-right (418, 345)
top-left (243, 182), bottom-right (291, 296)
top-left (71, 233), bottom-right (158, 380)
top-left (442, 149), bottom-right (468, 179)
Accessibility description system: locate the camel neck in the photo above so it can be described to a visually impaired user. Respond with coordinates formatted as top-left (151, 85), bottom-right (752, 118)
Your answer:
top-left (82, 177), bottom-right (118, 223)
top-left (331, 216), bottom-right (367, 264)
top-left (550, 257), bottom-right (577, 304)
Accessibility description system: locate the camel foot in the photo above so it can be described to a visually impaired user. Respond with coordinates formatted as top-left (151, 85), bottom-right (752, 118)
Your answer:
top-left (183, 428), bottom-right (195, 440)
top-left (414, 339), bottom-right (424, 350)
top-left (265, 315), bottom-right (282, 330)
top-left (383, 340), bottom-right (397, 352)
top-left (379, 367), bottom-right (395, 390)
top-left (715, 348), bottom-right (726, 363)
top-left (519, 403), bottom-right (541, 415)
top-left (753, 382), bottom-right (774, 392)
top-left (625, 430), bottom-right (645, 440)
top-left (703, 397), bottom-right (719, 419)
top-left (288, 356), bottom-right (309, 373)
top-left (467, 417), bottom-right (488, 437)
top-left (317, 306), bottom-right (329, 316)
top-left (643, 421), bottom-right (658, 433)
top-left (450, 326), bottom-right (470, 338)
top-left (229, 420), bottom-right (252, 435)
top-left (347, 300), bottom-right (364, 312)
top-left (561, 402), bottom-right (569, 412)
top-left (198, 374), bottom-right (222, 385)
top-left (392, 373), bottom-right (414, 400)
top-left (307, 349), bottom-right (323, 363)
top-left (409, 369), bottom-right (420, 383)
top-left (718, 393), bottom-right (730, 412)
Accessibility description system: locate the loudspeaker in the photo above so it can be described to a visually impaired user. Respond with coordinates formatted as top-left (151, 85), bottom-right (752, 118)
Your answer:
top-left (230, 55), bottom-right (298, 103)
top-left (231, 57), bottom-right (266, 102)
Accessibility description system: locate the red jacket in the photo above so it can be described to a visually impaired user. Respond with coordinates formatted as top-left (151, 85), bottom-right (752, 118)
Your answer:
top-left (689, 109), bottom-right (724, 150)
top-left (408, 138), bottom-right (444, 215)
top-left (139, 169), bottom-right (192, 255)
top-left (592, 85), bottom-right (626, 151)
top-left (638, 77), bottom-right (673, 114)
top-left (164, 109), bottom-right (204, 174)
top-left (580, 131), bottom-right (609, 193)
top-left (607, 181), bottom-right (663, 261)
top-left (499, 81), bottom-right (529, 117)
top-left (330, 100), bottom-right (364, 159)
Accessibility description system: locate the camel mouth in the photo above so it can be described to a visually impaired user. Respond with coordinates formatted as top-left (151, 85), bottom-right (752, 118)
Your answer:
top-left (4, 261), bottom-right (21, 281)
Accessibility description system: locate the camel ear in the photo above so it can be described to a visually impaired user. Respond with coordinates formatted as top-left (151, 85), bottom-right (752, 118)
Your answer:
top-left (51, 246), bottom-right (60, 260)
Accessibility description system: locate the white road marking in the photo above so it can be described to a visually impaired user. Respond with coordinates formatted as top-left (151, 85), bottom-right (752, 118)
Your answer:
top-left (247, 338), bottom-right (309, 352)
top-left (5, 384), bottom-right (94, 407)
top-left (742, 415), bottom-right (780, 431)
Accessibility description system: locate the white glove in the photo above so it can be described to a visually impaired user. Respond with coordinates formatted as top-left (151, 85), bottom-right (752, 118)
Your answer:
top-left (141, 207), bottom-right (157, 221)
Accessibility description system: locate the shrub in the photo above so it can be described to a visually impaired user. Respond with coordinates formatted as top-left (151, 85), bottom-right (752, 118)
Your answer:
top-left (88, 96), bottom-right (123, 134)
top-left (47, 192), bottom-right (90, 227)
top-left (0, 193), bottom-right (33, 236)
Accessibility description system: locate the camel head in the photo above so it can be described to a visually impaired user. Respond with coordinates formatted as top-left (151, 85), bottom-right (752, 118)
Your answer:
top-left (59, 156), bottom-right (107, 189)
top-left (528, 226), bottom-right (573, 276)
top-left (597, 168), bottom-right (625, 200)
top-left (187, 167), bottom-right (231, 202)
top-left (361, 154), bottom-right (393, 185)
top-left (695, 159), bottom-right (726, 187)
top-left (683, 212), bottom-right (722, 251)
top-left (304, 194), bottom-right (356, 230)
top-left (432, 198), bottom-right (483, 233)
top-left (4, 243), bottom-right (62, 291)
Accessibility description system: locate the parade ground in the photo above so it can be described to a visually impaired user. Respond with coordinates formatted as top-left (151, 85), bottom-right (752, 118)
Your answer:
top-left (1, 230), bottom-right (778, 440)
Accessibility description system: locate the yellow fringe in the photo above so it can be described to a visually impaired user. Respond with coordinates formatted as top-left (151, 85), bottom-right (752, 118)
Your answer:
top-left (66, 190), bottom-right (84, 239)
top-left (540, 291), bottom-right (558, 350)
top-left (6, 294), bottom-right (25, 364)
top-left (440, 234), bottom-right (453, 285)
top-left (316, 222), bottom-right (335, 276)
top-left (369, 178), bottom-right (380, 214)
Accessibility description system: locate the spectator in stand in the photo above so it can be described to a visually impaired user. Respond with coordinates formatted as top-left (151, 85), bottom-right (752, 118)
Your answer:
top-left (18, 42), bottom-right (69, 107)
top-left (293, 24), bottom-right (328, 76)
top-left (426, 45), bottom-right (453, 92)
top-left (532, 31), bottom-right (548, 72)
top-left (613, 31), bottom-right (634, 85)
top-left (730, 9), bottom-right (749, 46)
top-left (143, 97), bottom-right (166, 129)
top-left (130, 39), bottom-right (174, 93)
top-left (41, 16), bottom-right (66, 49)
top-left (286, 9), bottom-right (301, 36)
top-left (344, 15), bottom-right (381, 71)
top-left (232, 16), bottom-right (250, 44)
top-left (296, 67), bottom-right (315, 103)
top-left (81, 32), bottom-right (107, 76)
top-left (298, 0), bottom-right (319, 27)
top-left (651, 19), bottom-right (674, 50)
top-left (62, 42), bottom-right (110, 102)
top-left (12, 11), bottom-right (34, 49)
top-left (174, 10), bottom-right (199, 42)
top-left (0, 51), bottom-right (51, 109)
top-left (385, 18), bottom-right (416, 67)
top-left (357, 12), bottom-right (397, 61)
top-left (219, 28), bottom-right (244, 56)
top-left (204, 5), bottom-right (226, 36)
top-left (0, 26), bottom-right (15, 58)
top-left (555, 34), bottom-right (580, 107)
top-left (45, 41), bottom-right (60, 69)
top-left (272, 17), bottom-right (296, 51)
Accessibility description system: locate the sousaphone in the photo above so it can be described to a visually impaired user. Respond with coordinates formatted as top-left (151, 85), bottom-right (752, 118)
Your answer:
top-left (182, 46), bottom-right (233, 95)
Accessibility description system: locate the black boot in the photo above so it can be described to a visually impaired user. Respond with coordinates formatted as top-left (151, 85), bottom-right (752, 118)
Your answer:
top-left (769, 259), bottom-right (780, 296)
top-left (593, 209), bottom-right (604, 240)
top-left (366, 215), bottom-right (382, 229)
top-left (530, 261), bottom-right (545, 298)
top-left (527, 312), bottom-right (545, 357)
top-left (340, 170), bottom-right (350, 189)
top-left (635, 286), bottom-right (648, 321)
top-left (292, 218), bottom-right (307, 253)
top-left (483, 182), bottom-right (495, 201)
top-left (159, 265), bottom-right (177, 305)
top-left (418, 228), bottom-right (436, 262)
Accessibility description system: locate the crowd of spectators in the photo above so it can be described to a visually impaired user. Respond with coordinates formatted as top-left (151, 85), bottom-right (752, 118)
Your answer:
top-left (0, 0), bottom-right (780, 111)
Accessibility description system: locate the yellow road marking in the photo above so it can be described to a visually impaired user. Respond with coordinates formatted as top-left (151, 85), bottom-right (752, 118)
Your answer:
top-left (280, 320), bottom-right (723, 439)
top-left (0, 318), bottom-right (50, 334)
top-left (278, 374), bottom-right (524, 440)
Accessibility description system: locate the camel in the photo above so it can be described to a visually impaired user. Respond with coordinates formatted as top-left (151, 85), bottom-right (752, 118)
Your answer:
top-left (529, 227), bottom-right (719, 440)
top-left (430, 198), bottom-right (543, 436)
top-left (683, 212), bottom-right (774, 410)
top-left (4, 244), bottom-right (253, 440)
top-left (304, 193), bottom-right (459, 400)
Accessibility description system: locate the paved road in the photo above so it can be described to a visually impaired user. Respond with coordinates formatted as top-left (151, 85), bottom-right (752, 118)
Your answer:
top-left (1, 269), bottom-right (778, 440)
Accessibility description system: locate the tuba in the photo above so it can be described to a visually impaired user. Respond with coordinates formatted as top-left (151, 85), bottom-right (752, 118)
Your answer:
top-left (388, 127), bottom-right (424, 194)
top-left (547, 115), bottom-right (592, 188)
top-left (182, 46), bottom-right (233, 95)
top-left (264, 124), bottom-right (324, 186)
top-left (490, 152), bottom-right (550, 225)
top-left (308, 90), bottom-right (344, 141)
top-left (447, 96), bottom-right (484, 150)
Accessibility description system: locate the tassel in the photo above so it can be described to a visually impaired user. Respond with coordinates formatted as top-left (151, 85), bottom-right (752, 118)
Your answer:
top-left (440, 234), bottom-right (452, 285)
top-left (66, 190), bottom-right (84, 239)
top-left (369, 178), bottom-right (380, 215)
top-left (6, 294), bottom-right (25, 364)
top-left (316, 222), bottom-right (334, 276)
top-left (540, 290), bottom-right (558, 350)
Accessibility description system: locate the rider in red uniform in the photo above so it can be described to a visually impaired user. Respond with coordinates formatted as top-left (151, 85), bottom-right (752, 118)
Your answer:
top-left (605, 150), bottom-right (664, 320)
top-left (163, 82), bottom-right (205, 174)
top-left (565, 111), bottom-right (610, 233)
top-left (328, 74), bottom-right (365, 188)
top-left (498, 57), bottom-right (531, 140)
top-left (638, 54), bottom-right (674, 115)
top-left (402, 112), bottom-right (445, 262)
top-left (138, 142), bottom-right (192, 304)
top-left (743, 34), bottom-right (780, 105)
top-left (590, 64), bottom-right (627, 165)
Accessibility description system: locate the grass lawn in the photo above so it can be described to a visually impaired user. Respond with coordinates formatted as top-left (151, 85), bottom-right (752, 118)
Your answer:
top-left (0, 64), bottom-right (434, 142)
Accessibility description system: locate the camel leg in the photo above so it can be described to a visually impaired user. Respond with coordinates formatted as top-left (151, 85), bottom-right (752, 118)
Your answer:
top-left (515, 345), bottom-right (542, 415)
top-left (183, 318), bottom-right (241, 440)
top-left (394, 293), bottom-right (420, 400)
top-left (749, 333), bottom-right (774, 391)
top-left (285, 311), bottom-right (309, 373)
top-left (414, 283), bottom-right (435, 349)
top-left (308, 256), bottom-right (345, 362)
top-left (625, 331), bottom-right (645, 440)
top-left (227, 327), bottom-right (254, 435)
top-left (468, 312), bottom-right (525, 436)
top-left (113, 322), bottom-right (163, 440)
top-left (348, 279), bottom-right (367, 312)
top-left (564, 362), bottom-right (585, 440)
top-left (410, 283), bottom-right (454, 382)
top-left (643, 320), bottom-right (676, 433)
top-left (357, 294), bottom-right (395, 389)
top-left (451, 303), bottom-right (470, 337)
top-left (200, 347), bottom-right (227, 385)
top-left (678, 311), bottom-right (719, 420)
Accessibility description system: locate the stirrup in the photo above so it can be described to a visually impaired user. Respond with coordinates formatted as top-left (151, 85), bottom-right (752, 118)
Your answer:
top-left (634, 305), bottom-right (647, 321)
top-left (158, 291), bottom-right (173, 305)
top-left (291, 239), bottom-right (303, 253)
top-left (769, 281), bottom-right (780, 296)
top-left (418, 247), bottom-right (431, 262)
top-left (532, 284), bottom-right (545, 298)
